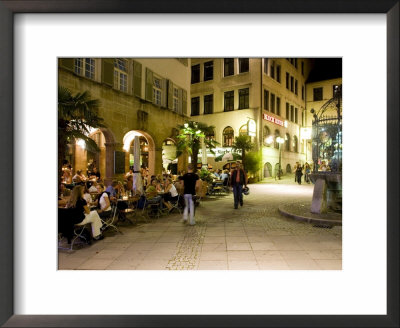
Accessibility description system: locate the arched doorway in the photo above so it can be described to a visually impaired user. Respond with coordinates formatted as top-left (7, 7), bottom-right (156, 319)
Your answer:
top-left (286, 164), bottom-right (292, 173)
top-left (274, 163), bottom-right (280, 177)
top-left (264, 162), bottom-right (272, 177)
top-left (123, 130), bottom-right (156, 176)
top-left (162, 138), bottom-right (178, 174)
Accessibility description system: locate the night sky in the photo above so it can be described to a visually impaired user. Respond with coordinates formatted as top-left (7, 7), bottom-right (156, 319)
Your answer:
top-left (307, 58), bottom-right (342, 83)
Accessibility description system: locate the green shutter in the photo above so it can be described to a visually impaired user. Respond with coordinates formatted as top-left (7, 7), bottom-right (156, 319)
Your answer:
top-left (182, 89), bottom-right (187, 116)
top-left (60, 58), bottom-right (74, 71)
top-left (145, 68), bottom-right (153, 102)
top-left (133, 60), bottom-right (142, 98)
top-left (101, 58), bottom-right (114, 87)
top-left (167, 80), bottom-right (173, 110)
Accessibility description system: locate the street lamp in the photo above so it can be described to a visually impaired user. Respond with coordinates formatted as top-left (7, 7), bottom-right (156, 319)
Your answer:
top-left (276, 136), bottom-right (285, 180)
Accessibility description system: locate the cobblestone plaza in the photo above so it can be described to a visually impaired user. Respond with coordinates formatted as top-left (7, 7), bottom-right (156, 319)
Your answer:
top-left (58, 177), bottom-right (342, 270)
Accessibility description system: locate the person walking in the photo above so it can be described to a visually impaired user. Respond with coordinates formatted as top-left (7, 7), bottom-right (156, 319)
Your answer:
top-left (295, 163), bottom-right (303, 185)
top-left (180, 164), bottom-right (199, 225)
top-left (304, 162), bottom-right (311, 183)
top-left (230, 161), bottom-right (248, 209)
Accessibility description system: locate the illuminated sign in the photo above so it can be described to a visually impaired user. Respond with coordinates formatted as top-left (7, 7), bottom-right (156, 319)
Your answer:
top-left (199, 147), bottom-right (234, 157)
top-left (247, 119), bottom-right (256, 137)
top-left (263, 113), bottom-right (284, 127)
top-left (300, 127), bottom-right (312, 140)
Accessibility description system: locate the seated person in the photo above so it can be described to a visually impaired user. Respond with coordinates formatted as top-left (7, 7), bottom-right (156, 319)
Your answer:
top-left (145, 179), bottom-right (163, 207)
top-left (72, 170), bottom-right (87, 183)
top-left (162, 178), bottom-right (179, 210)
top-left (88, 181), bottom-right (98, 193)
top-left (220, 170), bottom-right (229, 185)
top-left (125, 175), bottom-right (133, 194)
top-left (66, 185), bottom-right (104, 240)
top-left (125, 169), bottom-right (133, 179)
top-left (96, 187), bottom-right (112, 219)
top-left (89, 167), bottom-right (101, 181)
top-left (105, 180), bottom-right (121, 200)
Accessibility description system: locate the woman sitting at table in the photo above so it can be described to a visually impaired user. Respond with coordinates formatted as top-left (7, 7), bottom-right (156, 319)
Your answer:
top-left (82, 183), bottom-right (94, 206)
top-left (66, 185), bottom-right (104, 240)
top-left (96, 186), bottom-right (112, 219)
top-left (162, 178), bottom-right (179, 210)
top-left (145, 179), bottom-right (163, 207)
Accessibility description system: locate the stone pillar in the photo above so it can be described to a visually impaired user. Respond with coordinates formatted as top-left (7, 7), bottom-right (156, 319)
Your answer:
top-left (153, 146), bottom-right (163, 176)
top-left (73, 144), bottom-right (87, 173)
top-left (133, 135), bottom-right (141, 172)
top-left (311, 178), bottom-right (328, 214)
top-left (104, 142), bottom-right (123, 186)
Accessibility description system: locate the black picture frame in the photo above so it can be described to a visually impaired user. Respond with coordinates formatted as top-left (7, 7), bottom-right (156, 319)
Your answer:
top-left (0, 1), bottom-right (398, 327)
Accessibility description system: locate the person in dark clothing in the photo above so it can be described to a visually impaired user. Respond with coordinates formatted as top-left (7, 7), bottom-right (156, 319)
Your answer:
top-left (179, 164), bottom-right (199, 225)
top-left (230, 161), bottom-right (248, 209)
top-left (295, 163), bottom-right (303, 185)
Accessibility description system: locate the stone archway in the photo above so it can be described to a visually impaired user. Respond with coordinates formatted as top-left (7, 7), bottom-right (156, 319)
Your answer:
top-left (122, 130), bottom-right (157, 177)
top-left (264, 162), bottom-right (272, 178)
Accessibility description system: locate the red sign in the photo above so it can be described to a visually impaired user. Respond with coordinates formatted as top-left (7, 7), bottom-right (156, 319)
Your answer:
top-left (263, 113), bottom-right (284, 126)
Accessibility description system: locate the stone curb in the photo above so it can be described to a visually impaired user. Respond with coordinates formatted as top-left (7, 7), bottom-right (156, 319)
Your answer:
top-left (278, 206), bottom-right (342, 226)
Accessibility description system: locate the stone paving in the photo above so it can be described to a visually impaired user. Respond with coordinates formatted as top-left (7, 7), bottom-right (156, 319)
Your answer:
top-left (58, 177), bottom-right (342, 270)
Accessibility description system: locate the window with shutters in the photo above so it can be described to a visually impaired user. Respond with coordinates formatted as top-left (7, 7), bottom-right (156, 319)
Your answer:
top-left (114, 59), bottom-right (128, 92)
top-left (223, 127), bottom-right (234, 147)
top-left (153, 77), bottom-right (162, 106)
top-left (290, 76), bottom-right (294, 92)
top-left (224, 91), bottom-right (234, 111)
top-left (204, 61), bottom-right (213, 81)
top-left (295, 80), bottom-right (298, 95)
top-left (293, 135), bottom-right (298, 152)
top-left (295, 108), bottom-right (298, 124)
top-left (224, 58), bottom-right (234, 76)
top-left (74, 58), bottom-right (95, 80)
top-left (173, 88), bottom-right (179, 112)
top-left (264, 90), bottom-right (269, 110)
top-left (191, 64), bottom-right (200, 84)
top-left (191, 97), bottom-right (200, 116)
top-left (285, 133), bottom-right (291, 151)
top-left (239, 58), bottom-right (249, 73)
top-left (238, 88), bottom-right (249, 109)
top-left (313, 87), bottom-right (323, 101)
top-left (204, 94), bottom-right (213, 114)
top-left (302, 85), bottom-right (305, 100)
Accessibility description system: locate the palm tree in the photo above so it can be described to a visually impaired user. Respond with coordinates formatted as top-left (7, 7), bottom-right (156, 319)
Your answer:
top-left (232, 135), bottom-right (254, 171)
top-left (58, 86), bottom-right (105, 193)
top-left (176, 121), bottom-right (219, 172)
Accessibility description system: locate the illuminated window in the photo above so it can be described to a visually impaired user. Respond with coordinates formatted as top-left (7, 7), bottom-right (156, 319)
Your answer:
top-left (223, 126), bottom-right (234, 147)
top-left (205, 129), bottom-right (215, 141)
top-left (224, 58), bottom-right (234, 76)
top-left (274, 130), bottom-right (280, 149)
top-left (263, 126), bottom-right (271, 147)
top-left (239, 88), bottom-right (249, 109)
top-left (224, 91), bottom-right (234, 111)
top-left (114, 58), bottom-right (128, 92)
top-left (239, 124), bottom-right (248, 136)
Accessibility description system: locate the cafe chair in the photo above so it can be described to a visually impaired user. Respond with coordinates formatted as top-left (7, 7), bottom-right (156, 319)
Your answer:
top-left (58, 208), bottom-right (91, 251)
top-left (168, 194), bottom-right (181, 214)
top-left (100, 203), bottom-right (121, 234)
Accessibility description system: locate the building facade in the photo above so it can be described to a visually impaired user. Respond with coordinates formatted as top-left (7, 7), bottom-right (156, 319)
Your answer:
top-left (306, 77), bottom-right (343, 116)
top-left (59, 58), bottom-right (191, 184)
top-left (190, 58), bottom-right (314, 178)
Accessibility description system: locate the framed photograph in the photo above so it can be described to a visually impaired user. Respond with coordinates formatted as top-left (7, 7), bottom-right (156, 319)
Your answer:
top-left (1, 1), bottom-right (398, 327)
